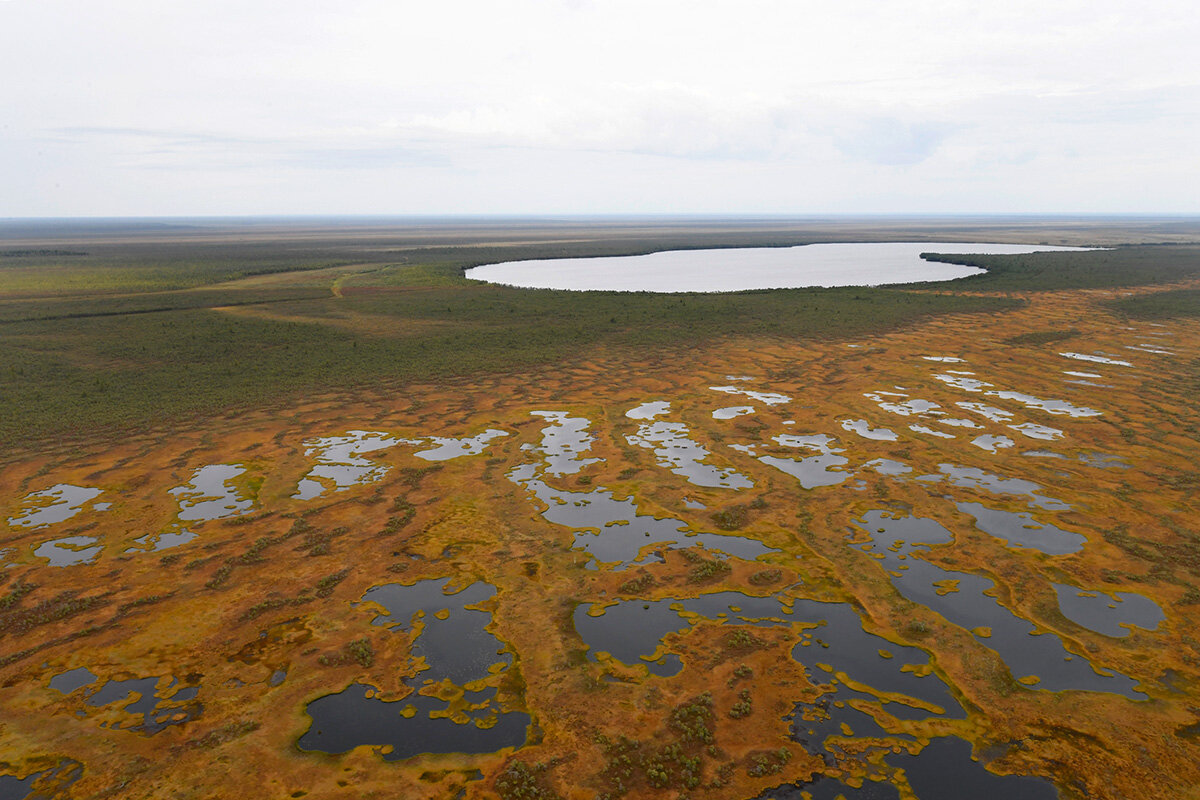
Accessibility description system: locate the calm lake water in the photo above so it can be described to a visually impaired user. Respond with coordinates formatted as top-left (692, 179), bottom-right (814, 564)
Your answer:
top-left (465, 242), bottom-right (1092, 292)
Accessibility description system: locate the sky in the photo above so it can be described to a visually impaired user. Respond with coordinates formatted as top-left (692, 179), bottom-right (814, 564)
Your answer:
top-left (2, 0), bottom-right (1198, 216)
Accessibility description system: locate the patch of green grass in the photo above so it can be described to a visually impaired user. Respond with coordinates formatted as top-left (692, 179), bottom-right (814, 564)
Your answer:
top-left (916, 245), bottom-right (1200, 291)
top-left (0, 282), bottom-right (1020, 451)
top-left (13, 229), bottom-right (1193, 451)
top-left (618, 572), bottom-right (656, 595)
top-left (745, 748), bottom-right (791, 777)
top-left (1103, 288), bottom-right (1200, 319)
top-left (724, 628), bottom-right (767, 651)
top-left (1002, 328), bottom-right (1081, 345)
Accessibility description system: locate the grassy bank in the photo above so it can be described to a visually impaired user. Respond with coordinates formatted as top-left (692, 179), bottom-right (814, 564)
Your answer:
top-left (1102, 287), bottom-right (1200, 319)
top-left (0, 274), bottom-right (1016, 449)
top-left (915, 245), bottom-right (1200, 290)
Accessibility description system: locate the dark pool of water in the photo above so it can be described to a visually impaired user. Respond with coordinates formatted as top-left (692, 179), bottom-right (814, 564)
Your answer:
top-left (573, 592), bottom-right (795, 676)
top-left (0, 760), bottom-right (81, 800)
top-left (788, 597), bottom-right (962, 715)
top-left (752, 774), bottom-right (901, 799)
top-left (362, 579), bottom-right (510, 685)
top-left (936, 464), bottom-right (1067, 510)
top-left (1053, 583), bottom-right (1164, 637)
top-left (956, 502), bottom-right (1085, 555)
top-left (1077, 452), bottom-right (1129, 469)
top-left (789, 683), bottom-right (916, 756)
top-left (0, 775), bottom-right (35, 800)
top-left (891, 736), bottom-right (1058, 799)
top-left (298, 684), bottom-right (529, 761)
top-left (300, 579), bottom-right (529, 760)
top-left (854, 512), bottom-right (1144, 698)
top-left (575, 591), bottom-right (962, 719)
top-left (49, 667), bottom-right (96, 694)
top-left (753, 735), bottom-right (1058, 799)
top-left (34, 535), bottom-right (102, 567)
top-left (86, 676), bottom-right (201, 734)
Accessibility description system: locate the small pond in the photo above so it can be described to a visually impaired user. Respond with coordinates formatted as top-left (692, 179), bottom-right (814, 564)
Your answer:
top-left (627, 418), bottom-right (753, 489)
top-left (525, 411), bottom-right (602, 476)
top-left (956, 502), bottom-right (1085, 555)
top-left (299, 578), bottom-right (530, 760)
top-left (7, 485), bottom-right (104, 529)
top-left (1053, 584), bottom-right (1164, 637)
top-left (170, 464), bottom-right (253, 522)
top-left (574, 592), bottom-right (961, 718)
top-left (509, 464), bottom-right (775, 569)
top-left (34, 535), bottom-right (102, 567)
top-left (84, 674), bottom-right (202, 734)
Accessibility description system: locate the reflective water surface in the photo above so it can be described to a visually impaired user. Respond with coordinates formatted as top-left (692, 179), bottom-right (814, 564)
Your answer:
top-left (300, 578), bottom-right (530, 760)
top-left (466, 243), bottom-right (1091, 292)
top-left (852, 511), bottom-right (1144, 698)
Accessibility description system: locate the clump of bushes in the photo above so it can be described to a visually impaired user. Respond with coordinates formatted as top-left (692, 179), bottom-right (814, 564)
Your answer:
top-left (748, 569), bottom-right (781, 586)
top-left (319, 637), bottom-right (374, 668)
top-left (710, 497), bottom-right (767, 531)
top-left (688, 559), bottom-right (731, 583)
top-left (495, 760), bottom-right (561, 800)
top-left (315, 568), bottom-right (349, 598)
top-left (746, 748), bottom-right (791, 777)
top-left (728, 689), bottom-right (752, 719)
top-left (669, 692), bottom-right (715, 744)
top-left (618, 572), bottom-right (655, 595)
top-left (725, 629), bottom-right (766, 651)
top-left (191, 720), bottom-right (260, 749)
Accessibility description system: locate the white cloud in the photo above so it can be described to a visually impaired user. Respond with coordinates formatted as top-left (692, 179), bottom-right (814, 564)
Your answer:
top-left (1, 0), bottom-right (1198, 214)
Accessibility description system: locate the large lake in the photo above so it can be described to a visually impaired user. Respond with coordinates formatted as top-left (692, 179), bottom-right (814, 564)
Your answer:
top-left (465, 242), bottom-right (1092, 292)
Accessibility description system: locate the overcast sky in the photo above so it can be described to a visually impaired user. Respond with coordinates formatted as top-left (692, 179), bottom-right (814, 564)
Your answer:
top-left (2, 0), bottom-right (1198, 216)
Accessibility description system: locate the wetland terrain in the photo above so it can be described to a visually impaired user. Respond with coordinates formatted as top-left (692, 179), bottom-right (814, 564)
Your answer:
top-left (2, 217), bottom-right (1200, 799)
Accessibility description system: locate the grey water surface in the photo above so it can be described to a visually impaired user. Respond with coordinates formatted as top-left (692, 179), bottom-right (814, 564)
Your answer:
top-left (300, 578), bottom-right (529, 760)
top-left (853, 511), bottom-right (1144, 698)
top-left (1053, 584), bottom-right (1164, 637)
top-left (466, 243), bottom-right (1092, 292)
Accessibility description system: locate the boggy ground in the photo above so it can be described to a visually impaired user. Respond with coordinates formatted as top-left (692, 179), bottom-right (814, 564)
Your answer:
top-left (2, 281), bottom-right (1200, 800)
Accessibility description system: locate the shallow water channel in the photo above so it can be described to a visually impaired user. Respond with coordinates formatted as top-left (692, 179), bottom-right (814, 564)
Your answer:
top-left (852, 511), bottom-right (1144, 697)
top-left (569, 588), bottom-right (1061, 798)
top-left (509, 464), bottom-right (775, 568)
top-left (574, 592), bottom-right (960, 716)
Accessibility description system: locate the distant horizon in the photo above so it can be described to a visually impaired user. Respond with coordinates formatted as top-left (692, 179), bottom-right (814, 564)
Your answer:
top-left (5, 211), bottom-right (1200, 224)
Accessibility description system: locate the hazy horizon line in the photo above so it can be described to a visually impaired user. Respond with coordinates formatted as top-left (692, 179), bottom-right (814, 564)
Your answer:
top-left (4, 211), bottom-right (1200, 225)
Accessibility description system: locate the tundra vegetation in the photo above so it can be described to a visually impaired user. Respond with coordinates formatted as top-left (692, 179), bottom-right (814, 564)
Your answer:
top-left (1, 217), bottom-right (1199, 799)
